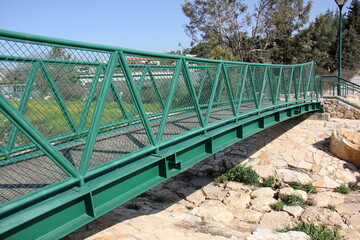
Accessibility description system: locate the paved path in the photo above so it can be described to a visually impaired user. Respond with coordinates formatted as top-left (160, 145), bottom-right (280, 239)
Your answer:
top-left (63, 115), bottom-right (360, 240)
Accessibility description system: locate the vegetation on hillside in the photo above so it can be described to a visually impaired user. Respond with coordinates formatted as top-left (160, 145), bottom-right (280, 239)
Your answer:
top-left (181, 0), bottom-right (360, 75)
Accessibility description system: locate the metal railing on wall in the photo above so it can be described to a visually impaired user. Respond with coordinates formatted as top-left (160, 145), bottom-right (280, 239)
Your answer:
top-left (321, 75), bottom-right (360, 97)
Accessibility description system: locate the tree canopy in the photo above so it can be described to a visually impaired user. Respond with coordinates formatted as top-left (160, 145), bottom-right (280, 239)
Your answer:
top-left (182, 0), bottom-right (360, 73)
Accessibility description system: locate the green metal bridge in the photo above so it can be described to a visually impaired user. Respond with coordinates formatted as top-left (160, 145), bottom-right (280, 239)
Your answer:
top-left (0, 29), bottom-right (322, 239)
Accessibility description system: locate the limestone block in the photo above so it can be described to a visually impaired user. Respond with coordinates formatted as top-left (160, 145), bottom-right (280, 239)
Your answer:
top-left (309, 192), bottom-right (345, 207)
top-left (250, 187), bottom-right (276, 199)
top-left (329, 127), bottom-right (360, 167)
top-left (301, 207), bottom-right (344, 227)
top-left (246, 228), bottom-right (311, 240)
top-left (191, 200), bottom-right (234, 224)
top-left (259, 211), bottom-right (295, 230)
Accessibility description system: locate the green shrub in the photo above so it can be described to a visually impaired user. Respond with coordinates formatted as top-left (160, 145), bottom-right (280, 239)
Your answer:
top-left (214, 165), bottom-right (260, 185)
top-left (327, 205), bottom-right (337, 211)
top-left (283, 194), bottom-right (307, 206)
top-left (262, 176), bottom-right (277, 188)
top-left (289, 181), bottom-right (318, 193)
top-left (284, 222), bottom-right (343, 240)
top-left (334, 184), bottom-right (352, 194)
top-left (348, 182), bottom-right (360, 191)
top-left (271, 201), bottom-right (284, 211)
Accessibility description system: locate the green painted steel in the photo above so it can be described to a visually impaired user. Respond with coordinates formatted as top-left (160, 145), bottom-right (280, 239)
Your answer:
top-left (0, 29), bottom-right (321, 239)
top-left (321, 75), bottom-right (360, 97)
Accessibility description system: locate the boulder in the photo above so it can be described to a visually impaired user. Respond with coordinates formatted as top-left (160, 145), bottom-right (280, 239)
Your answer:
top-left (329, 127), bottom-right (360, 167)
top-left (309, 192), bottom-right (345, 207)
top-left (348, 213), bottom-right (360, 230)
top-left (250, 187), bottom-right (276, 199)
top-left (252, 165), bottom-right (275, 179)
top-left (223, 190), bottom-right (251, 209)
top-left (277, 169), bottom-right (312, 184)
top-left (176, 187), bottom-right (205, 206)
top-left (336, 203), bottom-right (360, 216)
top-left (246, 228), bottom-right (311, 240)
top-left (234, 209), bottom-right (263, 223)
top-left (259, 211), bottom-right (295, 230)
top-left (202, 184), bottom-right (228, 201)
top-left (250, 197), bottom-right (278, 213)
top-left (300, 207), bottom-right (344, 227)
top-left (283, 206), bottom-right (305, 218)
top-left (191, 200), bottom-right (234, 224)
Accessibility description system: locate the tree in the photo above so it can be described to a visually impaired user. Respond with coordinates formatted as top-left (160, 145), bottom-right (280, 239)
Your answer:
top-left (39, 47), bottom-right (82, 101)
top-left (346, 0), bottom-right (360, 34)
top-left (254, 0), bottom-right (312, 64)
top-left (342, 0), bottom-right (360, 69)
top-left (182, 0), bottom-right (248, 61)
top-left (182, 0), bottom-right (312, 63)
top-left (293, 11), bottom-right (338, 73)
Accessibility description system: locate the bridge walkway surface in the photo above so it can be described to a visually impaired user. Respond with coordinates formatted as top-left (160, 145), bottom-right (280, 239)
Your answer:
top-left (0, 29), bottom-right (320, 239)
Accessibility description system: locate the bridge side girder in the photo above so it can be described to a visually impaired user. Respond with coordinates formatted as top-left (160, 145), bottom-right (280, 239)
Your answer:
top-left (0, 102), bottom-right (321, 240)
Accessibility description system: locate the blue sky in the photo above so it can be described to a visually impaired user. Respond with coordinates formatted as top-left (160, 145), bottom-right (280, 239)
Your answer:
top-left (0, 0), bottom-right (346, 53)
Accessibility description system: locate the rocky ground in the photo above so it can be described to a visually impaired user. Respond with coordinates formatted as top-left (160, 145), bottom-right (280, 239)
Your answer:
top-left (64, 114), bottom-right (360, 240)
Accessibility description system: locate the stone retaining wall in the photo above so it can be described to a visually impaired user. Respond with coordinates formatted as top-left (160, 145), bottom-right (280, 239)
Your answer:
top-left (321, 98), bottom-right (360, 119)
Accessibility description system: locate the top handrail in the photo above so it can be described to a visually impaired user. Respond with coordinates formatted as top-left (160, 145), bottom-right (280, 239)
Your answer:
top-left (0, 29), bottom-right (313, 67)
top-left (321, 75), bottom-right (360, 88)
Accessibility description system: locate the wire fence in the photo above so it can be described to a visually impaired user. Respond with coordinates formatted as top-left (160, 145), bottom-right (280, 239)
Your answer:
top-left (0, 29), bottom-right (319, 206)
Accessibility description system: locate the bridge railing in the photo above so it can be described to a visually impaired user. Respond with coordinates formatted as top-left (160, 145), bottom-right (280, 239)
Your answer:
top-left (0, 29), bottom-right (318, 221)
top-left (320, 75), bottom-right (360, 96)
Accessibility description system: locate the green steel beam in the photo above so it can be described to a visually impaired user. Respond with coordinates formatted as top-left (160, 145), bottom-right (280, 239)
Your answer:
top-left (0, 95), bottom-right (80, 179)
top-left (39, 61), bottom-right (77, 133)
top-left (0, 102), bottom-right (321, 240)
top-left (221, 63), bottom-right (236, 117)
top-left (181, 58), bottom-right (206, 128)
top-left (248, 66), bottom-right (259, 109)
top-left (79, 52), bottom-right (119, 177)
top-left (204, 64), bottom-right (222, 124)
top-left (6, 62), bottom-right (40, 152)
top-left (147, 68), bottom-right (166, 109)
top-left (156, 60), bottom-right (182, 143)
top-left (236, 65), bottom-right (249, 114)
top-left (109, 81), bottom-right (132, 123)
top-left (77, 65), bottom-right (104, 133)
top-left (258, 66), bottom-right (269, 107)
top-left (118, 51), bottom-right (157, 146)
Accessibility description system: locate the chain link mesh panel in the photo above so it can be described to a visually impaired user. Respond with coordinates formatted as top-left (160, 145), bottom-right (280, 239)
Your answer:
top-left (0, 31), bottom-right (318, 207)
top-left (0, 112), bottom-right (69, 204)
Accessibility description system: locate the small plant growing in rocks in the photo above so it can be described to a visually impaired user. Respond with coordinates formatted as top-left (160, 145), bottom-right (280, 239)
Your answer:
top-left (284, 222), bottom-right (343, 240)
top-left (271, 201), bottom-right (284, 211)
top-left (186, 206), bottom-right (194, 210)
top-left (327, 205), bottom-right (337, 211)
top-left (289, 181), bottom-right (318, 193)
top-left (283, 194), bottom-right (307, 206)
top-left (262, 176), bottom-right (277, 188)
top-left (214, 165), bottom-right (260, 185)
top-left (246, 221), bottom-right (257, 225)
top-left (348, 182), bottom-right (360, 191)
top-left (334, 184), bottom-right (352, 194)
